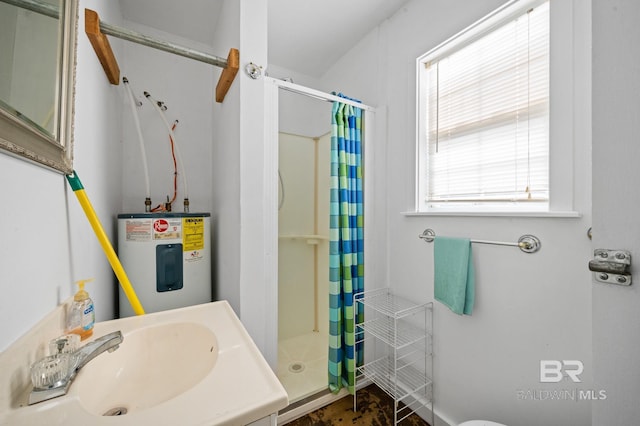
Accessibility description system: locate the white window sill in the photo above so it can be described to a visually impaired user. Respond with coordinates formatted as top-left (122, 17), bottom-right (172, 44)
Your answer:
top-left (403, 210), bottom-right (581, 218)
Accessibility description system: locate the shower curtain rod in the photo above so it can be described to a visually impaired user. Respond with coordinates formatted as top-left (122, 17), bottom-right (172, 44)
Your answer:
top-left (84, 8), bottom-right (239, 103)
top-left (273, 79), bottom-right (376, 111)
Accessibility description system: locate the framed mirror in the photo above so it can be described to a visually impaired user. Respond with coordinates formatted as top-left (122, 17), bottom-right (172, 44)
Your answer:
top-left (0, 0), bottom-right (77, 173)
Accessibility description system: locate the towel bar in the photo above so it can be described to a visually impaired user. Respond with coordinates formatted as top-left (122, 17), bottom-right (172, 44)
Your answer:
top-left (418, 228), bottom-right (541, 253)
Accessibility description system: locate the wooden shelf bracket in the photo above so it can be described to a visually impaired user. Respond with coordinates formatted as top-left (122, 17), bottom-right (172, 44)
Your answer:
top-left (85, 8), bottom-right (120, 85)
top-left (216, 48), bottom-right (239, 103)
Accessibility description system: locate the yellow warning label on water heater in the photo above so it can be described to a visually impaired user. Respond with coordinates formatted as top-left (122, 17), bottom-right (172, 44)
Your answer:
top-left (182, 217), bottom-right (205, 251)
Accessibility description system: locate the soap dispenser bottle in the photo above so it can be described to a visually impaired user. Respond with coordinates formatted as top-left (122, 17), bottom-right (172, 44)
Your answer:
top-left (66, 278), bottom-right (95, 340)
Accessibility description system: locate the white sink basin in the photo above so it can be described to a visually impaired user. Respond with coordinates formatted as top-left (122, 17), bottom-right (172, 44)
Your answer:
top-left (75, 322), bottom-right (218, 415)
top-left (2, 301), bottom-right (288, 425)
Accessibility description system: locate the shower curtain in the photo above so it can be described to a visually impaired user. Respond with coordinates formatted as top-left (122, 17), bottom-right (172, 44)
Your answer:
top-left (328, 95), bottom-right (364, 394)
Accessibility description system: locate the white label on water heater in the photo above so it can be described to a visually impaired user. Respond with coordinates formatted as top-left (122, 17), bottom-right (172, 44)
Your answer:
top-left (153, 218), bottom-right (182, 240)
top-left (125, 219), bottom-right (152, 241)
top-left (185, 250), bottom-right (203, 263)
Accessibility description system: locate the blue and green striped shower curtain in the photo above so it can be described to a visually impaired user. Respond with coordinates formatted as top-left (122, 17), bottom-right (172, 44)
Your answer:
top-left (328, 95), bottom-right (364, 394)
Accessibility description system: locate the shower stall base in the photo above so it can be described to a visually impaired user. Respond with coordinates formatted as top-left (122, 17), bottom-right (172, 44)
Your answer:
top-left (277, 330), bottom-right (327, 403)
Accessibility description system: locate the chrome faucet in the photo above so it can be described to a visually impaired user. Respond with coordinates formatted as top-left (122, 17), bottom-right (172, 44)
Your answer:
top-left (28, 331), bottom-right (123, 405)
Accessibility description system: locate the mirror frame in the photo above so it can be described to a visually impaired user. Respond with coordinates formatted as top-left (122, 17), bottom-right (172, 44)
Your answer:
top-left (0, 0), bottom-right (77, 174)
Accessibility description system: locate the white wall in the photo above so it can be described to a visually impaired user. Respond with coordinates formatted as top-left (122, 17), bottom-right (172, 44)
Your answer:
top-left (267, 64), bottom-right (328, 138)
top-left (277, 90), bottom-right (329, 139)
top-left (0, 0), bottom-right (125, 351)
top-left (236, 0), bottom-right (275, 363)
top-left (120, 21), bottom-right (215, 215)
top-left (210, 0), bottom-right (275, 364)
top-left (211, 0), bottom-right (241, 309)
top-left (592, 1), bottom-right (640, 424)
top-left (320, 1), bottom-right (593, 425)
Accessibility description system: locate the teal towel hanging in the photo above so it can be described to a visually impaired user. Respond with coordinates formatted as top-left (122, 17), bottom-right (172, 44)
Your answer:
top-left (434, 236), bottom-right (475, 315)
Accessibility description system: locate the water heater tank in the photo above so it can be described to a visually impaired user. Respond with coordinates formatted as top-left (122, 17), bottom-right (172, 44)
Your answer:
top-left (117, 212), bottom-right (211, 318)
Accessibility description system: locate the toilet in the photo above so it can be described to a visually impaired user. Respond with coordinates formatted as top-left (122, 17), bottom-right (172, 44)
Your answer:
top-left (459, 421), bottom-right (507, 426)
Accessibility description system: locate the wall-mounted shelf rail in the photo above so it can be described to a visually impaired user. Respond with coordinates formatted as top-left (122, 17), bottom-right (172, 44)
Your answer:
top-left (84, 8), bottom-right (239, 103)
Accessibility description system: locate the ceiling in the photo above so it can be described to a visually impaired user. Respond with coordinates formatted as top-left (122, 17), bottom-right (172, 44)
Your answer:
top-left (119, 0), bottom-right (409, 78)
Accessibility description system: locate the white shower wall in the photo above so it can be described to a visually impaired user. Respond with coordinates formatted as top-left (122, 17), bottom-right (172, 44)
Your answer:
top-left (278, 132), bottom-right (330, 340)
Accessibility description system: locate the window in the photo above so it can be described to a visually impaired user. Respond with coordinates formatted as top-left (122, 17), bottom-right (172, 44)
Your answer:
top-left (417, 0), bottom-right (550, 212)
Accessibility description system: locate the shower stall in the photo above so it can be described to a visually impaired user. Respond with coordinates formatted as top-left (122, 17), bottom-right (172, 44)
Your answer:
top-left (266, 78), bottom-right (377, 411)
top-left (276, 93), bottom-right (332, 403)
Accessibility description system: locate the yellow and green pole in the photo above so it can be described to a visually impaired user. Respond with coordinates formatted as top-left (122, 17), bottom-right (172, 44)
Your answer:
top-left (66, 171), bottom-right (145, 315)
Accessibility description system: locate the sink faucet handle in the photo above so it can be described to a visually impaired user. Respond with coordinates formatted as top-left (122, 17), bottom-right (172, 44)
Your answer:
top-left (49, 334), bottom-right (80, 355)
top-left (30, 353), bottom-right (74, 389)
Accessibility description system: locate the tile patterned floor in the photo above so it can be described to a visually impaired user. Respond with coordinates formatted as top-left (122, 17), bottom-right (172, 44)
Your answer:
top-left (284, 384), bottom-right (431, 426)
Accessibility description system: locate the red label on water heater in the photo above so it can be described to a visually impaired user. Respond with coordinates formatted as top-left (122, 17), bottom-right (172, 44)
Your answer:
top-left (152, 218), bottom-right (181, 240)
top-left (153, 219), bottom-right (169, 232)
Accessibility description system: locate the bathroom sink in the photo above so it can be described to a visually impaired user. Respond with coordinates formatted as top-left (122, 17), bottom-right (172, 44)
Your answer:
top-left (74, 322), bottom-right (218, 415)
top-left (1, 301), bottom-right (288, 425)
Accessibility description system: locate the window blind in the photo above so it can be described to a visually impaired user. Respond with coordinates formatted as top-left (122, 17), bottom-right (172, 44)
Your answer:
top-left (424, 1), bottom-right (549, 205)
